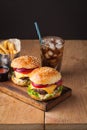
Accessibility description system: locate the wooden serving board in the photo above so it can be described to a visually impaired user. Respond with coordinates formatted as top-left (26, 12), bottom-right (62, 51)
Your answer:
top-left (0, 81), bottom-right (72, 111)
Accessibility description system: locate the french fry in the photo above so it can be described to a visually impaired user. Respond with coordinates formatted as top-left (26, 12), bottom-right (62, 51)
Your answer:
top-left (13, 50), bottom-right (17, 54)
top-left (0, 49), bottom-right (5, 54)
top-left (3, 40), bottom-right (8, 49)
top-left (0, 40), bottom-right (18, 59)
top-left (7, 42), bottom-right (17, 59)
top-left (7, 42), bottom-right (15, 51)
top-left (0, 44), bottom-right (9, 54)
top-left (10, 50), bottom-right (14, 60)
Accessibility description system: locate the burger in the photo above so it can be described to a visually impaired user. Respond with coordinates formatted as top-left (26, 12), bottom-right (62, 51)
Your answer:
top-left (11, 55), bottom-right (40, 86)
top-left (28, 67), bottom-right (63, 101)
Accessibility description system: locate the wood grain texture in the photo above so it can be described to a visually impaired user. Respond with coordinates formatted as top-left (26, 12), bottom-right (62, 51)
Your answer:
top-left (21, 40), bottom-right (41, 61)
top-left (45, 40), bottom-right (87, 129)
top-left (0, 81), bottom-right (72, 111)
top-left (0, 40), bottom-right (72, 112)
top-left (0, 40), bottom-right (87, 130)
top-left (0, 92), bottom-right (44, 126)
top-left (0, 40), bottom-right (44, 130)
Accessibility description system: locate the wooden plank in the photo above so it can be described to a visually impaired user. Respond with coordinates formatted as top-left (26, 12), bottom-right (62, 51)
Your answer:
top-left (20, 40), bottom-right (41, 61)
top-left (0, 40), bottom-right (87, 129)
top-left (45, 40), bottom-right (87, 129)
top-left (0, 124), bottom-right (44, 130)
top-left (0, 40), bottom-right (44, 129)
top-left (0, 92), bottom-right (44, 127)
top-left (45, 124), bottom-right (87, 130)
top-left (0, 81), bottom-right (72, 111)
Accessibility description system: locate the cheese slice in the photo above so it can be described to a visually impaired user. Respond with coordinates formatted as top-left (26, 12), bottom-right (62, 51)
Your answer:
top-left (30, 83), bottom-right (57, 94)
top-left (14, 71), bottom-right (30, 79)
top-left (42, 85), bottom-right (57, 94)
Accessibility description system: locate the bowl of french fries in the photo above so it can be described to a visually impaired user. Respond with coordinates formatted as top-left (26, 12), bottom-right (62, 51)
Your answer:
top-left (0, 38), bottom-right (21, 67)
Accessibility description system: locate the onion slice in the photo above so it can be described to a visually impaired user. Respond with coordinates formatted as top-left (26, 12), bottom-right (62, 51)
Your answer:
top-left (31, 82), bottom-right (48, 88)
top-left (55, 79), bottom-right (62, 86)
top-left (13, 68), bottom-right (33, 74)
top-left (31, 79), bottom-right (62, 88)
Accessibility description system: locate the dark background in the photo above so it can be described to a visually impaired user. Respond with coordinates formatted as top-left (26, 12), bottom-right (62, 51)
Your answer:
top-left (0, 0), bottom-right (87, 39)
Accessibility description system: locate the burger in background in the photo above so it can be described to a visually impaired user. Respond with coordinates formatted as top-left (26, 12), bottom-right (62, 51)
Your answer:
top-left (28, 67), bottom-right (63, 101)
top-left (11, 55), bottom-right (40, 86)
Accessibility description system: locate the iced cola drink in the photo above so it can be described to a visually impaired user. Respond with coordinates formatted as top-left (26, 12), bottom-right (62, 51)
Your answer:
top-left (40, 36), bottom-right (64, 71)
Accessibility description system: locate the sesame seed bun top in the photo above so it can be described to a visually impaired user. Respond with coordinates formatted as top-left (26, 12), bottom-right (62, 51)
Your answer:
top-left (11, 55), bottom-right (40, 69)
top-left (29, 67), bottom-right (62, 85)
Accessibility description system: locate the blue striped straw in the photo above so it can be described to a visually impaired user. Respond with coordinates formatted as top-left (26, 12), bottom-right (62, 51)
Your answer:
top-left (34, 22), bottom-right (42, 44)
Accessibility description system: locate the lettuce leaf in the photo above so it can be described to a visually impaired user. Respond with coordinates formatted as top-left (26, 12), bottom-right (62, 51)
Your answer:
top-left (28, 85), bottom-right (39, 98)
top-left (57, 85), bottom-right (63, 93)
top-left (27, 84), bottom-right (64, 100)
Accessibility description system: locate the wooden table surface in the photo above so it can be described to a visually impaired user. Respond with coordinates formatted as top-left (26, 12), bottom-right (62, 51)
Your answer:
top-left (0, 40), bottom-right (87, 130)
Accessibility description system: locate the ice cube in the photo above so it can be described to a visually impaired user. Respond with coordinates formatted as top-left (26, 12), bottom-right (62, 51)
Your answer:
top-left (50, 38), bottom-right (54, 41)
top-left (45, 53), bottom-right (50, 59)
top-left (56, 40), bottom-right (62, 44)
top-left (53, 54), bottom-right (57, 57)
top-left (56, 44), bottom-right (63, 49)
top-left (49, 43), bottom-right (55, 50)
top-left (56, 39), bottom-right (61, 44)
top-left (48, 50), bottom-right (53, 56)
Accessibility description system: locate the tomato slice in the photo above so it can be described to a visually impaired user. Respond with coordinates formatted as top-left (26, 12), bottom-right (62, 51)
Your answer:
top-left (31, 82), bottom-right (48, 88)
top-left (31, 79), bottom-right (62, 88)
top-left (13, 68), bottom-right (33, 74)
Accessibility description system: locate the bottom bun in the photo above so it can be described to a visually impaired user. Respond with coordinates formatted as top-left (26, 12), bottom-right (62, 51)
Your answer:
top-left (11, 75), bottom-right (30, 86)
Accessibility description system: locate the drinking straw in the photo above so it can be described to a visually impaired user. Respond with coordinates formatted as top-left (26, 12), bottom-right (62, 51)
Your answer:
top-left (34, 22), bottom-right (42, 44)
